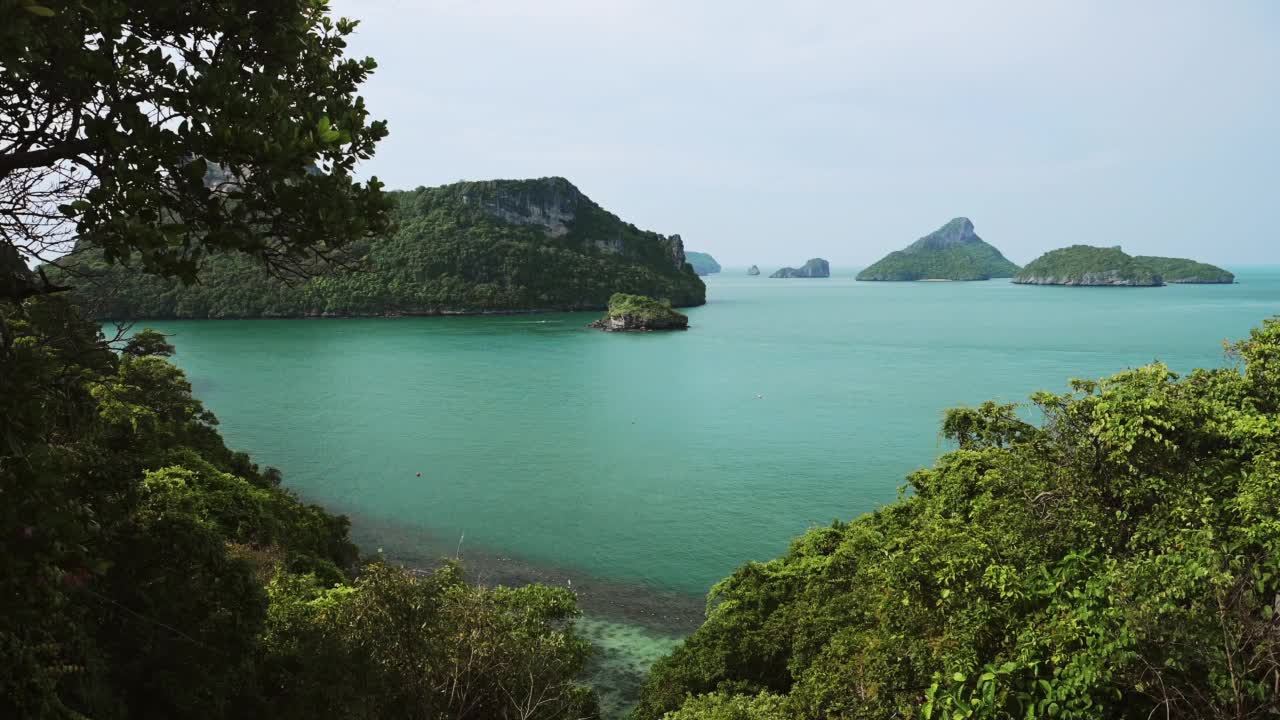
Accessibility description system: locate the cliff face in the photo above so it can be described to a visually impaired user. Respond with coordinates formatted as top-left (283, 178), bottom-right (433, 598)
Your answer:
top-left (771, 259), bottom-right (830, 278)
top-left (448, 177), bottom-right (690, 275)
top-left (1014, 270), bottom-right (1163, 287)
top-left (61, 177), bottom-right (706, 319)
top-left (857, 218), bottom-right (1020, 281)
top-left (463, 177), bottom-right (580, 239)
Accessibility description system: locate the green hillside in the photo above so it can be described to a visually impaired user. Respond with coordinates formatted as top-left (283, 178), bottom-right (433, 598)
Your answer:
top-left (857, 218), bottom-right (1019, 281)
top-left (1014, 245), bottom-right (1163, 286)
top-left (1133, 255), bottom-right (1234, 283)
top-left (59, 178), bottom-right (706, 319)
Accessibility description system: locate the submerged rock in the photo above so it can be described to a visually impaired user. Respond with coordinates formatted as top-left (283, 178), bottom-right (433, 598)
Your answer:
top-left (770, 258), bottom-right (830, 278)
top-left (589, 293), bottom-right (689, 331)
top-left (747, 265), bottom-right (760, 276)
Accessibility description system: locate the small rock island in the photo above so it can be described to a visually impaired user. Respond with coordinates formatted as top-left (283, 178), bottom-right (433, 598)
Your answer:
top-left (747, 265), bottom-right (760, 276)
top-left (685, 251), bottom-right (722, 276)
top-left (1014, 246), bottom-right (1163, 286)
top-left (589, 292), bottom-right (689, 331)
top-left (770, 258), bottom-right (830, 278)
top-left (857, 217), bottom-right (1020, 281)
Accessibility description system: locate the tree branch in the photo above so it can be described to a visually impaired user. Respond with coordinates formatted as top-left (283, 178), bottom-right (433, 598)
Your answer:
top-left (0, 139), bottom-right (96, 179)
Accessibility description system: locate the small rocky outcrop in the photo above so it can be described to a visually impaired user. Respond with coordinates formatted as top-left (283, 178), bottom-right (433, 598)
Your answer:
top-left (747, 265), bottom-right (760, 276)
top-left (770, 259), bottom-right (830, 278)
top-left (589, 293), bottom-right (689, 331)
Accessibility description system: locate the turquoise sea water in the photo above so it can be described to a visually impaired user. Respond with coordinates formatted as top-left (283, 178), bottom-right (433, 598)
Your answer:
top-left (143, 267), bottom-right (1280, 714)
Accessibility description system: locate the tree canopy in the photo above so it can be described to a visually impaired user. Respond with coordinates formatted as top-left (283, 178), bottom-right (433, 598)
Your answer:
top-left (0, 0), bottom-right (391, 300)
top-left (645, 317), bottom-right (1280, 717)
top-left (1, 4), bottom-right (599, 718)
top-left (636, 318), bottom-right (1280, 720)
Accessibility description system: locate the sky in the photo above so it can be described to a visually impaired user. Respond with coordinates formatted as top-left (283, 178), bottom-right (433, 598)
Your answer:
top-left (330, 0), bottom-right (1279, 267)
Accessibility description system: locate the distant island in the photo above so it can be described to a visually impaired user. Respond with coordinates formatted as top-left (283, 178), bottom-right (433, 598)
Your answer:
top-left (771, 258), bottom-right (830, 278)
top-left (59, 177), bottom-right (706, 318)
top-left (747, 265), bottom-right (760, 276)
top-left (1014, 246), bottom-right (1164, 286)
top-left (685, 252), bottom-right (721, 276)
top-left (588, 292), bottom-right (689, 331)
top-left (857, 217), bottom-right (1019, 281)
top-left (1132, 256), bottom-right (1234, 284)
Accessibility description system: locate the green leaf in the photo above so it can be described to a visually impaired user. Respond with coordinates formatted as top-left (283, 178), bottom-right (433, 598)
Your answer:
top-left (24, 5), bottom-right (57, 16)
top-left (952, 672), bottom-right (966, 683)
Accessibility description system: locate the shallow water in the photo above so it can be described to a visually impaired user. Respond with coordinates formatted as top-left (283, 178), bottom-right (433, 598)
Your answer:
top-left (142, 267), bottom-right (1280, 715)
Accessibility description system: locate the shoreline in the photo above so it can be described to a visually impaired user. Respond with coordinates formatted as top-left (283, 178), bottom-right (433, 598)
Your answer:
top-left (345, 516), bottom-right (706, 718)
top-left (94, 301), bottom-right (708, 323)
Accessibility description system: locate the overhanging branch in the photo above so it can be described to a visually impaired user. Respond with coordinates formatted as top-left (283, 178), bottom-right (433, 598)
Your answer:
top-left (0, 139), bottom-right (96, 179)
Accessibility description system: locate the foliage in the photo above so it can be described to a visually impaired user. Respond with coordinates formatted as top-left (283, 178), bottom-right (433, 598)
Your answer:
top-left (121, 328), bottom-right (174, 358)
top-left (605, 292), bottom-right (688, 323)
top-left (56, 177), bottom-right (707, 318)
top-left (0, 293), bottom-right (600, 719)
top-left (636, 317), bottom-right (1280, 720)
top-left (686, 252), bottom-right (722, 276)
top-left (0, 0), bottom-right (390, 298)
top-left (858, 218), bottom-right (1019, 282)
top-left (1013, 246), bottom-right (1163, 286)
top-left (660, 692), bottom-right (791, 719)
top-left (260, 562), bottom-right (599, 720)
top-left (1133, 256), bottom-right (1235, 284)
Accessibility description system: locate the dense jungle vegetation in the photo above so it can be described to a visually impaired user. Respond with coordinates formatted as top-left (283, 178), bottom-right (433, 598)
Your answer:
top-left (59, 177), bottom-right (706, 319)
top-left (2, 2), bottom-right (596, 718)
top-left (636, 317), bottom-right (1280, 719)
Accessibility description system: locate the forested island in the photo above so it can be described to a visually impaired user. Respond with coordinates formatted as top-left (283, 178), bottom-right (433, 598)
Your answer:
top-left (685, 251), bottom-right (722, 276)
top-left (747, 264), bottom-right (760, 276)
top-left (1133, 255), bottom-right (1235, 283)
top-left (1014, 246), bottom-right (1234, 287)
top-left (856, 217), bottom-right (1020, 281)
top-left (770, 258), bottom-right (830, 278)
top-left (57, 177), bottom-right (706, 319)
top-left (1014, 245), bottom-right (1165, 286)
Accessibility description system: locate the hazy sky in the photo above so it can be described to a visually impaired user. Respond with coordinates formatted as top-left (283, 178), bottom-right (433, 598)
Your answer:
top-left (330, 0), bottom-right (1278, 267)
